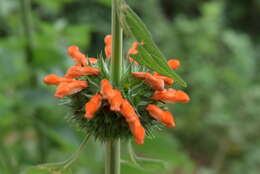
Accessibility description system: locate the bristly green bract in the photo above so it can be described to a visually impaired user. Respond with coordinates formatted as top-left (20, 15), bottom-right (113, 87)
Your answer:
top-left (62, 56), bottom-right (162, 142)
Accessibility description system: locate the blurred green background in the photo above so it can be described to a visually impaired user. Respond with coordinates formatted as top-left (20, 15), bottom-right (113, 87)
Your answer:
top-left (1, 0), bottom-right (260, 174)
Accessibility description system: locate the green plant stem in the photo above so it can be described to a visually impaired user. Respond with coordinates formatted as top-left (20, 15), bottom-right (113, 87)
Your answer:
top-left (110, 0), bottom-right (123, 87)
top-left (105, 140), bottom-right (121, 174)
top-left (20, 0), bottom-right (36, 86)
top-left (106, 0), bottom-right (122, 174)
top-left (20, 0), bottom-right (46, 163)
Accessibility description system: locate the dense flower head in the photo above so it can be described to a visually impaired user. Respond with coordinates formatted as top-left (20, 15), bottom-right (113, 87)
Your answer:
top-left (43, 35), bottom-right (190, 144)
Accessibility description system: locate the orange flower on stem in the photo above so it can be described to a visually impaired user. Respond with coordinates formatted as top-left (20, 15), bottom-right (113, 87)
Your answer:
top-left (84, 94), bottom-right (102, 119)
top-left (104, 35), bottom-right (112, 59)
top-left (108, 89), bottom-right (124, 111)
top-left (88, 57), bottom-right (98, 65)
top-left (127, 42), bottom-right (139, 64)
top-left (43, 74), bottom-right (74, 85)
top-left (146, 104), bottom-right (175, 127)
top-left (153, 72), bottom-right (174, 86)
top-left (65, 66), bottom-right (100, 79)
top-left (168, 59), bottom-right (180, 70)
top-left (132, 72), bottom-right (165, 91)
top-left (100, 79), bottom-right (114, 99)
top-left (120, 99), bottom-right (145, 144)
top-left (67, 45), bottom-right (87, 66)
top-left (151, 88), bottom-right (190, 103)
top-left (55, 80), bottom-right (88, 98)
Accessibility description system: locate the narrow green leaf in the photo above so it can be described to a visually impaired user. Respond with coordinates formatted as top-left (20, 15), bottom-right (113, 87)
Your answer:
top-left (119, 2), bottom-right (187, 87)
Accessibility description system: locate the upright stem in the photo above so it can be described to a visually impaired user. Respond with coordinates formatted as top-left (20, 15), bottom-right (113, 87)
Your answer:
top-left (110, 0), bottom-right (123, 87)
top-left (20, 0), bottom-right (46, 162)
top-left (106, 0), bottom-right (122, 174)
top-left (20, 0), bottom-right (36, 85)
top-left (105, 140), bottom-right (121, 174)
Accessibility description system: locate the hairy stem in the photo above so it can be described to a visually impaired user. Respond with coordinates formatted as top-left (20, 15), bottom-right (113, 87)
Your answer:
top-left (106, 0), bottom-right (122, 174)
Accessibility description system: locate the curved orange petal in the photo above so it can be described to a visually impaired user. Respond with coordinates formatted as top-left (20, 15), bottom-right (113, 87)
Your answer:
top-left (100, 79), bottom-right (114, 99)
top-left (146, 104), bottom-right (175, 127)
top-left (54, 80), bottom-right (88, 98)
top-left (84, 94), bottom-right (102, 119)
top-left (105, 46), bottom-right (112, 59)
top-left (65, 66), bottom-right (100, 79)
top-left (88, 57), bottom-right (98, 64)
top-left (67, 46), bottom-right (87, 66)
top-left (129, 121), bottom-right (145, 144)
top-left (43, 74), bottom-right (74, 85)
top-left (127, 42), bottom-right (139, 64)
top-left (104, 35), bottom-right (112, 45)
top-left (153, 73), bottom-right (174, 86)
top-left (168, 59), bottom-right (180, 70)
top-left (108, 90), bottom-right (124, 111)
top-left (120, 99), bottom-right (145, 144)
top-left (145, 73), bottom-right (165, 91)
top-left (151, 89), bottom-right (190, 103)
top-left (67, 45), bottom-right (79, 57)
top-left (104, 35), bottom-right (112, 59)
top-left (43, 74), bottom-right (63, 85)
top-left (132, 72), bottom-right (149, 79)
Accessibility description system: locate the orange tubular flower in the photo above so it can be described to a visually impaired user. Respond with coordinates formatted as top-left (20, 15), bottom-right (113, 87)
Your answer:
top-left (132, 72), bottom-right (165, 91)
top-left (132, 72), bottom-right (149, 79)
top-left (127, 42), bottom-right (139, 64)
top-left (43, 74), bottom-right (74, 85)
top-left (145, 73), bottom-right (165, 91)
top-left (108, 90), bottom-right (124, 111)
top-left (120, 99), bottom-right (145, 144)
top-left (104, 35), bottom-right (112, 59)
top-left (88, 57), bottom-right (98, 65)
top-left (153, 72), bottom-right (174, 86)
top-left (168, 59), bottom-right (180, 70)
top-left (151, 88), bottom-right (190, 103)
top-left (100, 79), bottom-right (115, 99)
top-left (65, 66), bottom-right (100, 79)
top-left (146, 104), bottom-right (175, 127)
top-left (67, 46), bottom-right (87, 66)
top-left (54, 80), bottom-right (88, 98)
top-left (129, 120), bottom-right (145, 145)
top-left (84, 94), bottom-right (102, 119)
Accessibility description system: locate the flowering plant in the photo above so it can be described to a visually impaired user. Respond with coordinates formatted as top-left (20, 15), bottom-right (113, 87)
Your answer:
top-left (44, 41), bottom-right (189, 144)
top-left (41, 0), bottom-right (190, 173)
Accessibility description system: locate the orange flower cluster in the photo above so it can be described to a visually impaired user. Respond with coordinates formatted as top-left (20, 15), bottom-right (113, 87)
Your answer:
top-left (43, 35), bottom-right (190, 144)
top-left (85, 79), bottom-right (145, 144)
top-left (43, 46), bottom-right (100, 98)
top-left (132, 59), bottom-right (190, 128)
